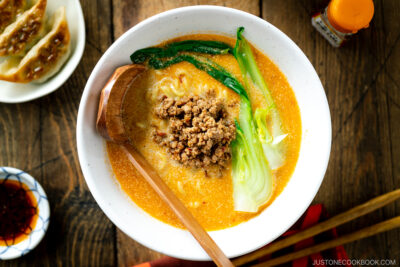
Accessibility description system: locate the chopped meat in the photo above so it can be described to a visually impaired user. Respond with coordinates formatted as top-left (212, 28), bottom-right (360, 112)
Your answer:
top-left (152, 95), bottom-right (236, 172)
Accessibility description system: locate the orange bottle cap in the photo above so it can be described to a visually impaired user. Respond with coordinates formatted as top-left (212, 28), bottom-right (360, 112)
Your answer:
top-left (327, 0), bottom-right (374, 33)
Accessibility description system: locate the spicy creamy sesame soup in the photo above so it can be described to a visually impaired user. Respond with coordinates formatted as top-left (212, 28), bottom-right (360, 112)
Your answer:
top-left (106, 34), bottom-right (301, 231)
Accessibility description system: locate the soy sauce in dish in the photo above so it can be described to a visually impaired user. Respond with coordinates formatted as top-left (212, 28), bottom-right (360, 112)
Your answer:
top-left (0, 180), bottom-right (38, 246)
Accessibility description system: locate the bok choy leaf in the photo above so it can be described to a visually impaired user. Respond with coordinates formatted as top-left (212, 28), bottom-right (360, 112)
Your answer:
top-left (233, 27), bottom-right (287, 170)
top-left (131, 40), bottom-right (233, 64)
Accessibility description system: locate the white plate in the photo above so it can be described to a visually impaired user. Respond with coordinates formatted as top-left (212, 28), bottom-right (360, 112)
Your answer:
top-left (0, 0), bottom-right (85, 103)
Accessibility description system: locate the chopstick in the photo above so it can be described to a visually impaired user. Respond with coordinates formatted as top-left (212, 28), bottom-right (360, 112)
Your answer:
top-left (233, 189), bottom-right (400, 266)
top-left (251, 216), bottom-right (400, 267)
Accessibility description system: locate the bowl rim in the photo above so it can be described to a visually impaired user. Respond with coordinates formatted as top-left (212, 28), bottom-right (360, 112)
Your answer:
top-left (77, 5), bottom-right (331, 260)
top-left (0, 166), bottom-right (50, 260)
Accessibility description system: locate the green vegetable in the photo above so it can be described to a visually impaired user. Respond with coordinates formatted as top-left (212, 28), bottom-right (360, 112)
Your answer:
top-left (233, 27), bottom-right (287, 170)
top-left (254, 108), bottom-right (286, 169)
top-left (131, 40), bottom-right (233, 64)
top-left (232, 97), bottom-right (273, 212)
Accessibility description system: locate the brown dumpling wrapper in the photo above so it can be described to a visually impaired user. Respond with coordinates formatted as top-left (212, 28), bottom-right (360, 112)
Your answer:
top-left (0, 0), bottom-right (27, 33)
top-left (0, 0), bottom-right (46, 56)
top-left (0, 6), bottom-right (70, 83)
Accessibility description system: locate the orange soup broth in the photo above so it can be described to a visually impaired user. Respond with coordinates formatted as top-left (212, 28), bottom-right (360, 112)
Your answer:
top-left (106, 34), bottom-right (301, 231)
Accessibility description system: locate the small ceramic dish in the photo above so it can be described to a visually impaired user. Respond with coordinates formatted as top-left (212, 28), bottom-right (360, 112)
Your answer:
top-left (0, 167), bottom-right (50, 260)
top-left (0, 0), bottom-right (86, 104)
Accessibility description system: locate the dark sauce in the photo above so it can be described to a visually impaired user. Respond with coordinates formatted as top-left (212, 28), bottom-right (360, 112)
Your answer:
top-left (0, 180), bottom-right (38, 246)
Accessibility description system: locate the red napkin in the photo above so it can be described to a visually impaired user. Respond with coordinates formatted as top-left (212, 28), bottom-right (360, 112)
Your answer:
top-left (134, 204), bottom-right (351, 267)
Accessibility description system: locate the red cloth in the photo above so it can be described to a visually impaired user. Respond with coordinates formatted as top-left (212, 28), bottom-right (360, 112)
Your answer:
top-left (133, 204), bottom-right (351, 267)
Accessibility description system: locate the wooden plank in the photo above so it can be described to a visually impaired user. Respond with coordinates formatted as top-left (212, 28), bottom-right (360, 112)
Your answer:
top-left (380, 5), bottom-right (400, 262)
top-left (328, 75), bottom-right (398, 263)
top-left (368, 0), bottom-right (400, 68)
top-left (262, 0), bottom-right (400, 265)
top-left (112, 0), bottom-right (260, 38)
top-left (116, 235), bottom-right (164, 267)
top-left (111, 1), bottom-right (260, 265)
top-left (316, 0), bottom-right (400, 263)
top-left (0, 0), bottom-right (116, 266)
top-left (0, 104), bottom-right (41, 173)
top-left (262, 0), bottom-right (391, 141)
top-left (385, 45), bottom-right (400, 203)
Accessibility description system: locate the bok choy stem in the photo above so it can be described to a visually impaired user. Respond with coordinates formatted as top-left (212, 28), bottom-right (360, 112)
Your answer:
top-left (232, 97), bottom-right (273, 212)
top-left (233, 27), bottom-right (287, 170)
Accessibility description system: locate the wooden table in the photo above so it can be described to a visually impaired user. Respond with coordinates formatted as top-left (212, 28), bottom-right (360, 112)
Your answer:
top-left (1, 0), bottom-right (399, 266)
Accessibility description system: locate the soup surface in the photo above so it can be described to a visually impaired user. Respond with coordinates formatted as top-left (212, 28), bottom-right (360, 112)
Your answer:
top-left (106, 34), bottom-right (301, 231)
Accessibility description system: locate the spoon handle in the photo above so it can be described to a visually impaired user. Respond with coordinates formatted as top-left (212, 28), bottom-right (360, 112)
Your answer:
top-left (122, 144), bottom-right (234, 267)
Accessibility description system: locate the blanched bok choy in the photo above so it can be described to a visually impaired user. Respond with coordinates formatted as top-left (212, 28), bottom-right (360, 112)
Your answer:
top-left (232, 97), bottom-right (273, 212)
top-left (131, 40), bottom-right (233, 63)
top-left (233, 27), bottom-right (287, 170)
top-left (130, 39), bottom-right (273, 212)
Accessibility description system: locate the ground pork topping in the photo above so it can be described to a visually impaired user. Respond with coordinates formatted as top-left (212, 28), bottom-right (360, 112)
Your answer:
top-left (152, 95), bottom-right (236, 172)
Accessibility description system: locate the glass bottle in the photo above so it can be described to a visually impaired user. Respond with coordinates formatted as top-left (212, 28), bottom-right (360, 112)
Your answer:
top-left (312, 0), bottom-right (374, 47)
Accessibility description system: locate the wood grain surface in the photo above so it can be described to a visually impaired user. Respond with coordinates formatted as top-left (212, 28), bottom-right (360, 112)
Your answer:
top-left (0, 0), bottom-right (399, 266)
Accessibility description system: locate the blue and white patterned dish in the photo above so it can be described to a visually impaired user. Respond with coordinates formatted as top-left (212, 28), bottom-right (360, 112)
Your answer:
top-left (0, 167), bottom-right (50, 260)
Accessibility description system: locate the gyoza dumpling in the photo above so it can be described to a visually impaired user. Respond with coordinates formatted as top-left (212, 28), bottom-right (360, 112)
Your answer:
top-left (0, 0), bottom-right (27, 33)
top-left (0, 0), bottom-right (46, 56)
top-left (0, 6), bottom-right (70, 83)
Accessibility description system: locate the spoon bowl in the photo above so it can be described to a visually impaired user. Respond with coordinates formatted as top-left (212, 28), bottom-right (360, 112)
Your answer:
top-left (96, 64), bottom-right (145, 143)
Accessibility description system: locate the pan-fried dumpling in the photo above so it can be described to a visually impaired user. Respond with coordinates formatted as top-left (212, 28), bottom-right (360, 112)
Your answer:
top-left (0, 0), bottom-right (46, 56)
top-left (0, 6), bottom-right (70, 83)
top-left (0, 0), bottom-right (27, 33)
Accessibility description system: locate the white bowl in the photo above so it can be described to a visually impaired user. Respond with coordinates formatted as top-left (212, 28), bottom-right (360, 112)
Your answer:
top-left (77, 6), bottom-right (331, 260)
top-left (0, 0), bottom-right (85, 103)
top-left (0, 167), bottom-right (50, 260)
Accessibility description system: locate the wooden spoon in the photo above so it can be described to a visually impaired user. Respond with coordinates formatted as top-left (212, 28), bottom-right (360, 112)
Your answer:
top-left (96, 64), bottom-right (234, 267)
